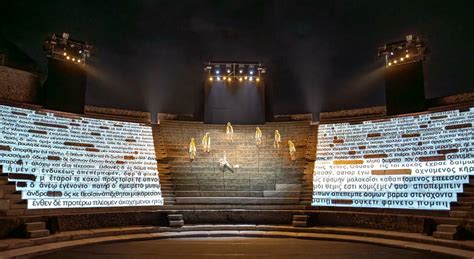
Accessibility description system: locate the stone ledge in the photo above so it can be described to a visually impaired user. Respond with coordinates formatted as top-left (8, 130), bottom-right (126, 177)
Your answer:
top-left (0, 225), bottom-right (474, 258)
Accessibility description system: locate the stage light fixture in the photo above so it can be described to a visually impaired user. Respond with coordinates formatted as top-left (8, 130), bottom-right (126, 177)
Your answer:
top-left (63, 52), bottom-right (67, 56)
top-left (388, 62), bottom-right (392, 66)
top-left (239, 77), bottom-right (243, 82)
top-left (249, 77), bottom-right (253, 81)
top-left (400, 57), bottom-right (404, 61)
top-left (227, 69), bottom-right (231, 73)
top-left (256, 77), bottom-right (260, 82)
top-left (66, 56), bottom-right (70, 60)
top-left (217, 77), bottom-right (221, 81)
top-left (244, 76), bottom-right (248, 80)
top-left (249, 70), bottom-right (254, 75)
top-left (77, 60), bottom-right (81, 63)
top-left (216, 70), bottom-right (220, 74)
top-left (239, 69), bottom-right (243, 74)
top-left (406, 54), bottom-right (409, 58)
top-left (227, 77), bottom-right (232, 82)
top-left (72, 58), bottom-right (76, 61)
top-left (394, 60), bottom-right (397, 63)
top-left (223, 76), bottom-right (227, 80)
top-left (209, 77), bottom-right (213, 81)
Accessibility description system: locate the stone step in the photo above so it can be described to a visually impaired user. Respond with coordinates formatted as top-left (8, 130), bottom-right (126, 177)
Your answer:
top-left (175, 197), bottom-right (300, 205)
top-left (24, 222), bottom-right (46, 231)
top-left (433, 231), bottom-right (457, 240)
top-left (436, 224), bottom-right (459, 233)
top-left (21, 216), bottom-right (44, 223)
top-left (168, 214), bottom-right (183, 221)
top-left (27, 229), bottom-right (50, 238)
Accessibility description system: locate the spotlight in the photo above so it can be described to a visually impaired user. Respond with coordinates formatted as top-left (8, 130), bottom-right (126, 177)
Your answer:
top-left (227, 77), bottom-right (232, 82)
top-left (256, 77), bottom-right (260, 82)
top-left (388, 62), bottom-right (392, 66)
top-left (405, 54), bottom-right (409, 58)
top-left (239, 69), bottom-right (243, 74)
top-left (400, 57), bottom-right (404, 61)
top-left (394, 60), bottom-right (397, 64)
top-left (239, 77), bottom-right (243, 82)
top-left (66, 56), bottom-right (70, 60)
top-left (249, 77), bottom-right (253, 81)
top-left (216, 70), bottom-right (220, 74)
top-left (227, 69), bottom-right (231, 73)
top-left (209, 77), bottom-right (213, 81)
top-left (223, 76), bottom-right (227, 80)
top-left (72, 58), bottom-right (76, 61)
top-left (390, 52), bottom-right (394, 55)
top-left (79, 50), bottom-right (82, 54)
top-left (244, 76), bottom-right (248, 80)
top-left (217, 77), bottom-right (221, 81)
top-left (77, 59), bottom-right (81, 63)
top-left (63, 52), bottom-right (67, 56)
top-left (249, 70), bottom-right (254, 75)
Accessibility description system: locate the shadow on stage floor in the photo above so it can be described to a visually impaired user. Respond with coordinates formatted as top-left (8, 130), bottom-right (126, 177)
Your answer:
top-left (36, 237), bottom-right (456, 259)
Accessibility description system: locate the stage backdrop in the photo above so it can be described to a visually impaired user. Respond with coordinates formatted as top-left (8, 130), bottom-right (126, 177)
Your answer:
top-left (204, 80), bottom-right (265, 124)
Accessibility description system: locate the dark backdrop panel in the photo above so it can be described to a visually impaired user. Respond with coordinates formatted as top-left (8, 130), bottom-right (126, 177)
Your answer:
top-left (384, 61), bottom-right (425, 116)
top-left (43, 58), bottom-right (87, 114)
top-left (204, 81), bottom-right (265, 124)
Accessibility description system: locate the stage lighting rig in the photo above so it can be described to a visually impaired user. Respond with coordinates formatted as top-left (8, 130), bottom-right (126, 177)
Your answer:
top-left (377, 35), bottom-right (428, 67)
top-left (43, 32), bottom-right (94, 65)
top-left (204, 61), bottom-right (265, 83)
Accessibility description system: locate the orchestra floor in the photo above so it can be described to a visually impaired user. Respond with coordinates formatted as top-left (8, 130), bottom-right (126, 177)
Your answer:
top-left (37, 237), bottom-right (453, 259)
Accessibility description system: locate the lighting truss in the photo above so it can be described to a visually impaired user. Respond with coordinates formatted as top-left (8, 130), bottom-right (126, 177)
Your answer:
top-left (43, 32), bottom-right (94, 65)
top-left (204, 61), bottom-right (265, 82)
top-left (377, 35), bottom-right (428, 67)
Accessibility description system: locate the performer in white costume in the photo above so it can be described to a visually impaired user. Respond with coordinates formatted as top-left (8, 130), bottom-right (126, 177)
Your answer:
top-left (288, 140), bottom-right (296, 161)
top-left (219, 151), bottom-right (238, 172)
top-left (274, 130), bottom-right (281, 149)
top-left (226, 122), bottom-right (234, 142)
top-left (255, 127), bottom-right (262, 145)
top-left (189, 138), bottom-right (197, 161)
top-left (202, 132), bottom-right (211, 153)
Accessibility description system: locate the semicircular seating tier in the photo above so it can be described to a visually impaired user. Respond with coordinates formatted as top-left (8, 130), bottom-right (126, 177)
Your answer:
top-left (313, 107), bottom-right (474, 211)
top-left (0, 104), bottom-right (163, 212)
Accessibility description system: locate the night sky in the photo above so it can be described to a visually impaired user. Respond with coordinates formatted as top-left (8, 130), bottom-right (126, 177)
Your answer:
top-left (1, 0), bottom-right (473, 118)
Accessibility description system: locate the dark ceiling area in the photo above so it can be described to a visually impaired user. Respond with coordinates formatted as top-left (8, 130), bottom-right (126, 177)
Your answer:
top-left (1, 0), bottom-right (472, 116)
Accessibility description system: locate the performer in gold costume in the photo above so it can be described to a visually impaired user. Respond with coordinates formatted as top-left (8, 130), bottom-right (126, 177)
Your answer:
top-left (226, 122), bottom-right (234, 142)
top-left (288, 140), bottom-right (296, 161)
top-left (255, 127), bottom-right (262, 145)
top-left (202, 132), bottom-right (211, 153)
top-left (274, 130), bottom-right (281, 149)
top-left (189, 138), bottom-right (197, 161)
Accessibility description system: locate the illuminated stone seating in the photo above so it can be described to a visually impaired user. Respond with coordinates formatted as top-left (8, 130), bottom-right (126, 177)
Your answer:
top-left (0, 104), bottom-right (163, 212)
top-left (158, 120), bottom-right (311, 205)
top-left (313, 107), bottom-right (474, 211)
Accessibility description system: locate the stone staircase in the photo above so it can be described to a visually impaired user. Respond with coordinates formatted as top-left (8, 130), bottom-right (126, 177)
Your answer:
top-left (433, 176), bottom-right (474, 240)
top-left (158, 120), bottom-right (311, 207)
top-left (152, 125), bottom-right (176, 206)
top-left (20, 217), bottom-right (50, 238)
top-left (0, 166), bottom-right (27, 216)
top-left (300, 125), bottom-right (317, 205)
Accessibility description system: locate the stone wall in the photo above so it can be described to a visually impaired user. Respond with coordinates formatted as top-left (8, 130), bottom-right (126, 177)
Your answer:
top-left (0, 66), bottom-right (40, 103)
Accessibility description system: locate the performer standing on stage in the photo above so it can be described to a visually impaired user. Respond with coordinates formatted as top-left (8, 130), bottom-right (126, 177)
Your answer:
top-left (274, 130), bottom-right (281, 149)
top-left (255, 127), bottom-right (262, 145)
top-left (226, 122), bottom-right (234, 142)
top-left (288, 140), bottom-right (296, 161)
top-left (189, 138), bottom-right (197, 161)
top-left (202, 132), bottom-right (211, 153)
